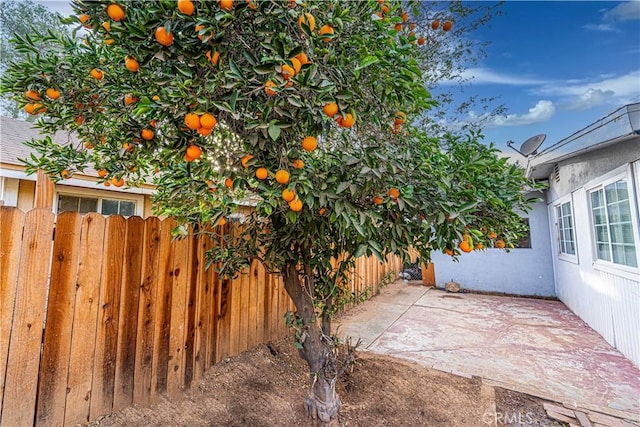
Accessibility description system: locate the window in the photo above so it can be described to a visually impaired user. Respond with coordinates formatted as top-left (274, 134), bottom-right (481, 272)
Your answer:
top-left (590, 179), bottom-right (637, 268)
top-left (556, 201), bottom-right (576, 256)
top-left (514, 218), bottom-right (532, 248)
top-left (57, 194), bottom-right (137, 217)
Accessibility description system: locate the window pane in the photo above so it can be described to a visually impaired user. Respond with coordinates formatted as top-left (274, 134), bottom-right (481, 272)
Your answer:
top-left (591, 190), bottom-right (604, 208)
top-left (595, 225), bottom-right (609, 243)
top-left (58, 195), bottom-right (79, 213)
top-left (79, 197), bottom-right (98, 214)
top-left (119, 201), bottom-right (135, 216)
top-left (596, 243), bottom-right (611, 261)
top-left (101, 199), bottom-right (120, 216)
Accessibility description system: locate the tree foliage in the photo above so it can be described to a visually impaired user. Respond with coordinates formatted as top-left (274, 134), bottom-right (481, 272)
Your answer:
top-left (1, 0), bottom-right (538, 423)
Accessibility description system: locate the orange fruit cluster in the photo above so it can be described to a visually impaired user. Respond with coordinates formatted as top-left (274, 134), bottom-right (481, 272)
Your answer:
top-left (184, 112), bottom-right (218, 136)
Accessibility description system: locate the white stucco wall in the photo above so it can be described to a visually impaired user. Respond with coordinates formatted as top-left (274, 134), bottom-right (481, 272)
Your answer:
top-left (430, 200), bottom-right (555, 297)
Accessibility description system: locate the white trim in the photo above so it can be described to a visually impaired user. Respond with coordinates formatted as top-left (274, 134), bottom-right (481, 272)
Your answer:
top-left (553, 196), bottom-right (579, 263)
top-left (0, 177), bottom-right (19, 207)
top-left (593, 261), bottom-right (640, 281)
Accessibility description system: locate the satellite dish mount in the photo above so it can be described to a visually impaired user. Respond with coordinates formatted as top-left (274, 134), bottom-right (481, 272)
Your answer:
top-left (506, 134), bottom-right (546, 157)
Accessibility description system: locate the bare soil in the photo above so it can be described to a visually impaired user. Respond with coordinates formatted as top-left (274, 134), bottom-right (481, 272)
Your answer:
top-left (88, 337), bottom-right (566, 426)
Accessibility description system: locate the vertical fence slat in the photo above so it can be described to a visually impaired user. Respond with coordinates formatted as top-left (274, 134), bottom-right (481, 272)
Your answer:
top-left (206, 246), bottom-right (219, 367)
top-left (1, 208), bottom-right (54, 426)
top-left (0, 207), bottom-right (25, 419)
top-left (151, 218), bottom-right (175, 398)
top-left (183, 232), bottom-right (199, 389)
top-left (238, 268), bottom-right (250, 353)
top-left (35, 211), bottom-right (82, 426)
top-left (216, 276), bottom-right (232, 363)
top-left (113, 217), bottom-right (144, 411)
top-left (90, 215), bottom-right (126, 420)
top-left (247, 261), bottom-right (258, 349)
top-left (64, 213), bottom-right (106, 425)
top-left (133, 217), bottom-right (161, 406)
top-left (167, 233), bottom-right (191, 394)
top-left (253, 261), bottom-right (266, 346)
top-left (193, 232), bottom-right (211, 382)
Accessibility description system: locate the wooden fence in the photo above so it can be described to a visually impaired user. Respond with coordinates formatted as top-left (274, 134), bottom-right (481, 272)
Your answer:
top-left (0, 207), bottom-right (401, 426)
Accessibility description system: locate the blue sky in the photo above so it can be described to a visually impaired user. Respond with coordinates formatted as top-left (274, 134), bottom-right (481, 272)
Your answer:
top-left (452, 1), bottom-right (640, 155)
top-left (37, 0), bottom-right (640, 156)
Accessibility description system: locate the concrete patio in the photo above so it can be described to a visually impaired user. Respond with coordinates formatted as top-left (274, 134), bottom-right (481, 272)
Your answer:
top-left (336, 280), bottom-right (640, 418)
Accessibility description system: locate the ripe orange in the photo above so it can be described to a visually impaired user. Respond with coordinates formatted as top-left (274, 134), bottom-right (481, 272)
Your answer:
top-left (444, 248), bottom-right (454, 256)
top-left (194, 24), bottom-right (205, 40)
top-left (475, 243), bottom-right (484, 250)
top-left (323, 102), bottom-right (339, 117)
top-left (24, 103), bottom-right (45, 114)
top-left (292, 159), bottom-right (304, 169)
top-left (46, 88), bottom-right (60, 100)
top-left (246, 0), bottom-right (257, 10)
top-left (281, 64), bottom-right (295, 80)
top-left (104, 181), bottom-right (111, 187)
top-left (443, 21), bottom-right (452, 31)
top-left (488, 231), bottom-right (497, 239)
top-left (155, 26), bottom-right (174, 46)
top-left (289, 198), bottom-right (303, 212)
top-left (241, 154), bottom-right (253, 168)
top-left (79, 13), bottom-right (90, 25)
top-left (25, 90), bottom-right (41, 100)
top-left (104, 38), bottom-right (114, 45)
top-left (495, 239), bottom-right (506, 249)
top-left (90, 68), bottom-right (104, 80)
top-left (255, 167), bottom-right (268, 180)
top-left (186, 145), bottom-right (202, 160)
top-left (337, 113), bottom-right (355, 128)
top-left (290, 57), bottom-right (302, 74)
top-left (219, 0), bottom-right (233, 11)
top-left (381, 4), bottom-right (389, 14)
top-left (318, 25), bottom-right (334, 42)
top-left (409, 23), bottom-right (416, 31)
top-left (458, 240), bottom-right (472, 253)
top-left (124, 93), bottom-right (138, 106)
top-left (177, 0), bottom-right (195, 15)
top-left (149, 119), bottom-right (157, 127)
top-left (122, 142), bottom-right (134, 152)
top-left (206, 50), bottom-right (220, 65)
top-left (282, 188), bottom-right (295, 202)
top-left (295, 52), bottom-right (310, 65)
top-left (218, 217), bottom-right (227, 226)
top-left (394, 111), bottom-right (406, 125)
top-left (185, 113), bottom-right (201, 130)
top-left (394, 23), bottom-right (402, 32)
top-left (373, 196), bottom-right (384, 205)
top-left (197, 126), bottom-right (213, 136)
top-left (318, 207), bottom-right (326, 216)
top-left (417, 37), bottom-right (425, 45)
top-left (275, 169), bottom-right (290, 184)
top-left (152, 95), bottom-right (160, 101)
top-left (74, 115), bottom-right (85, 125)
top-left (107, 4), bottom-right (125, 21)
top-left (200, 113), bottom-right (217, 129)
top-left (98, 169), bottom-right (108, 178)
top-left (61, 169), bottom-right (71, 179)
top-left (431, 20), bottom-right (439, 30)
top-left (298, 13), bottom-right (316, 32)
top-left (387, 187), bottom-right (400, 199)
top-left (125, 56), bottom-right (139, 72)
top-left (102, 21), bottom-right (110, 31)
top-left (264, 80), bottom-right (277, 96)
top-left (140, 128), bottom-right (154, 140)
top-left (302, 136), bottom-right (317, 152)
top-left (84, 141), bottom-right (94, 149)
top-left (401, 11), bottom-right (409, 22)
top-left (225, 177), bottom-right (234, 188)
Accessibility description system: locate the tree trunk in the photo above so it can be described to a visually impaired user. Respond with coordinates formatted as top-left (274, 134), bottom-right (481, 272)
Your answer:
top-left (282, 262), bottom-right (342, 426)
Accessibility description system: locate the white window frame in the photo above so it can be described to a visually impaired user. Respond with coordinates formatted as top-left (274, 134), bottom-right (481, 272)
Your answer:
top-left (554, 196), bottom-right (578, 263)
top-left (54, 185), bottom-right (144, 217)
top-left (586, 165), bottom-right (640, 277)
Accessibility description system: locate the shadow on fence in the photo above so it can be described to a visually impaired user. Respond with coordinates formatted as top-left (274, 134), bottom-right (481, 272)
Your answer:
top-left (0, 207), bottom-right (401, 426)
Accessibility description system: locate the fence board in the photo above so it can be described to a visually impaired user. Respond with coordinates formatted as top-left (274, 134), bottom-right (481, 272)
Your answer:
top-left (0, 207), bottom-right (24, 417)
top-left (151, 218), bottom-right (176, 397)
top-left (167, 234), bottom-right (191, 394)
top-left (133, 217), bottom-right (161, 406)
top-left (2, 208), bottom-right (54, 426)
top-left (113, 217), bottom-right (144, 411)
top-left (90, 215), bottom-right (126, 419)
top-left (253, 261), bottom-right (266, 346)
top-left (238, 268), bottom-right (250, 353)
top-left (36, 211), bottom-right (82, 427)
top-left (216, 276), bottom-right (231, 363)
top-left (193, 232), bottom-right (211, 382)
top-left (64, 213), bottom-right (106, 425)
top-left (183, 233), bottom-right (199, 388)
top-left (228, 276), bottom-right (242, 356)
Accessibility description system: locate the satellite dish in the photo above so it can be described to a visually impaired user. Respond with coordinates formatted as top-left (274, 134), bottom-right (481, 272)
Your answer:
top-left (506, 134), bottom-right (546, 157)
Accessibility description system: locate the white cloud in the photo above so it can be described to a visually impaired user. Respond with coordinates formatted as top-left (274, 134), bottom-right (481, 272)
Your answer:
top-left (603, 1), bottom-right (640, 22)
top-left (582, 23), bottom-right (618, 32)
top-left (537, 71), bottom-right (640, 109)
top-left (443, 67), bottom-right (547, 86)
top-left (488, 100), bottom-right (556, 127)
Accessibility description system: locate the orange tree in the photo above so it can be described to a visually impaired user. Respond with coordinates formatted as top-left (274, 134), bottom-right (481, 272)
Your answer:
top-left (2, 0), bottom-right (535, 423)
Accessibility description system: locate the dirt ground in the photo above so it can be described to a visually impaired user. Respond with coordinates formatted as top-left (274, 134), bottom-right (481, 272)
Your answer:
top-left (88, 337), bottom-right (566, 427)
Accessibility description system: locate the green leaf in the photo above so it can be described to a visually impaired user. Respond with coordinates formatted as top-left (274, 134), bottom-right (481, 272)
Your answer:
top-left (336, 181), bottom-right (349, 194)
top-left (268, 122), bottom-right (280, 141)
top-left (355, 55), bottom-right (379, 71)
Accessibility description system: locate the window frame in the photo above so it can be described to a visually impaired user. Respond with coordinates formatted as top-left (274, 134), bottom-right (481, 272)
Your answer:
top-left (554, 196), bottom-right (578, 263)
top-left (54, 186), bottom-right (144, 217)
top-left (587, 167), bottom-right (640, 274)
